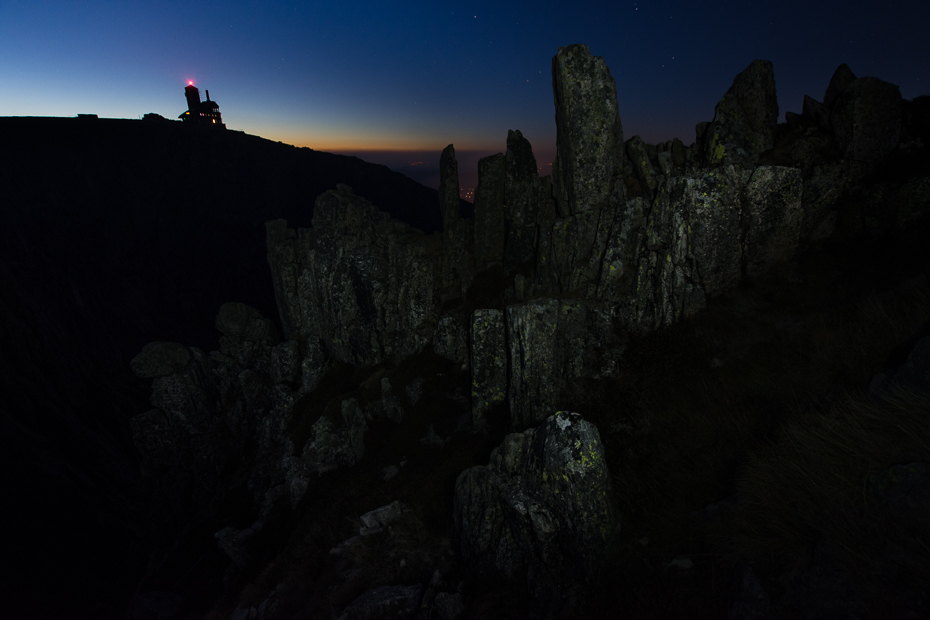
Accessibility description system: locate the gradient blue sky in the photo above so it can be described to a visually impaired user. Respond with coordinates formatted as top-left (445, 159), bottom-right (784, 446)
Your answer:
top-left (1, 1), bottom-right (927, 192)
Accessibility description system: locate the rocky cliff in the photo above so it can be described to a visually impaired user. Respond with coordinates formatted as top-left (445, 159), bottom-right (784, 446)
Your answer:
top-left (124, 44), bottom-right (929, 619)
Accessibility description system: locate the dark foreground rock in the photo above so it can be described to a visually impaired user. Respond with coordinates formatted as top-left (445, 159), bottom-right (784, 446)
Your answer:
top-left (454, 412), bottom-right (620, 617)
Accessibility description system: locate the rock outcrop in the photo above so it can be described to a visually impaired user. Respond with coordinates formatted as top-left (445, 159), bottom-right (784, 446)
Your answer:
top-left (469, 309), bottom-right (506, 430)
top-left (439, 145), bottom-right (476, 301)
top-left (703, 59), bottom-right (779, 169)
top-left (507, 299), bottom-right (624, 431)
top-left (125, 41), bottom-right (930, 620)
top-left (453, 412), bottom-right (620, 617)
top-left (266, 184), bottom-right (443, 368)
top-left (473, 154), bottom-right (507, 272)
top-left (551, 43), bottom-right (624, 217)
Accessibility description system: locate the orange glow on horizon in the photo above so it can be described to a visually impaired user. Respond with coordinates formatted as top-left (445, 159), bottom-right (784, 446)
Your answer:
top-left (235, 124), bottom-right (538, 154)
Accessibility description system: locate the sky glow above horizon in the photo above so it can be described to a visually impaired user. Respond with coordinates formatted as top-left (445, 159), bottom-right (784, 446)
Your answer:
top-left (1, 1), bottom-right (927, 191)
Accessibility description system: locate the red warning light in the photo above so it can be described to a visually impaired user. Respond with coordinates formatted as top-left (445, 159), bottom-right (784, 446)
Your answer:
top-left (188, 80), bottom-right (194, 85)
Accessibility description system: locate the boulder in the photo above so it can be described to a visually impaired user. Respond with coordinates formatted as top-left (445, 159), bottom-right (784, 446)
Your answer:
top-left (453, 412), bottom-right (620, 617)
top-left (470, 309), bottom-right (507, 430)
top-left (830, 76), bottom-right (902, 164)
top-left (703, 59), bottom-right (779, 169)
top-left (473, 153), bottom-right (507, 272)
top-left (551, 44), bottom-right (624, 216)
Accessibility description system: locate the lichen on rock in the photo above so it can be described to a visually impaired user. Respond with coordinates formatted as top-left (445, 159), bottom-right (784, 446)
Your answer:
top-left (453, 411), bottom-right (620, 617)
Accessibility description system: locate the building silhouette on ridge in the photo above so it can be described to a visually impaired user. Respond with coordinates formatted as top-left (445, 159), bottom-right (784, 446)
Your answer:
top-left (179, 82), bottom-right (225, 128)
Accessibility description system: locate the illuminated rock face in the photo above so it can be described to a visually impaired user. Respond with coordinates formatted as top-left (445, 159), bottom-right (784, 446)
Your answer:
top-left (266, 184), bottom-right (443, 368)
top-left (453, 411), bottom-right (620, 618)
top-left (551, 43), bottom-right (625, 218)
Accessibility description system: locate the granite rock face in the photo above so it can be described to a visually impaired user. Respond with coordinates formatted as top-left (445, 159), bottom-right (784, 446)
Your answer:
top-left (534, 200), bottom-right (618, 297)
top-left (600, 164), bottom-right (801, 334)
top-left (453, 412), bottom-right (620, 617)
top-left (704, 59), bottom-right (779, 169)
top-left (741, 165), bottom-right (804, 278)
top-left (503, 129), bottom-right (545, 273)
top-left (551, 44), bottom-right (624, 217)
top-left (506, 299), bottom-right (624, 431)
top-left (266, 184), bottom-right (442, 368)
top-left (470, 309), bottom-right (507, 430)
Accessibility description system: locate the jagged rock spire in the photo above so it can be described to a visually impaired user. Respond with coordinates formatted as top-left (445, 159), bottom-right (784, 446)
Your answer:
top-left (551, 44), bottom-right (624, 217)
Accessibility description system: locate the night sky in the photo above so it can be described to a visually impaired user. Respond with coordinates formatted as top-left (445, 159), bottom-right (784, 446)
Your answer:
top-left (1, 1), bottom-right (927, 195)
